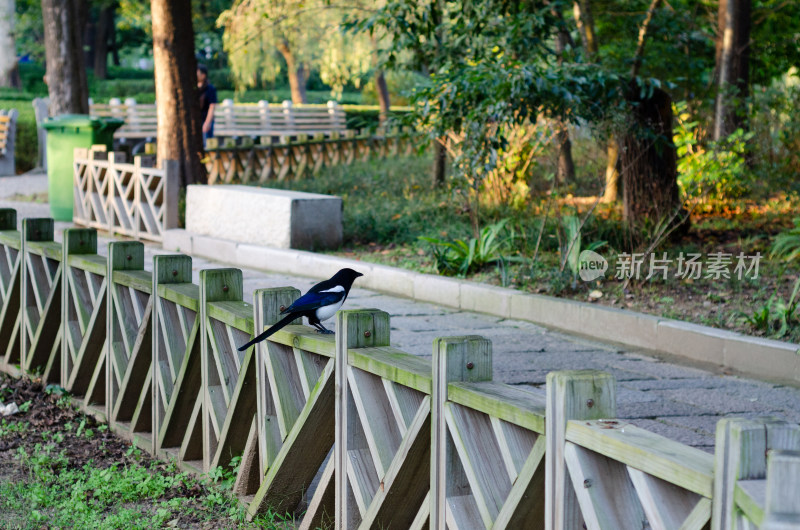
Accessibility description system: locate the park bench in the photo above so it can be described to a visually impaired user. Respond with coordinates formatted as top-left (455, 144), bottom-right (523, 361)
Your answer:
top-left (0, 109), bottom-right (18, 176)
top-left (89, 97), bottom-right (347, 141)
top-left (35, 97), bottom-right (348, 155)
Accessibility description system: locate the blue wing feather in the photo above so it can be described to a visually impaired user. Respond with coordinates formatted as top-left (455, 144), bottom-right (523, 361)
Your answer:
top-left (283, 290), bottom-right (345, 314)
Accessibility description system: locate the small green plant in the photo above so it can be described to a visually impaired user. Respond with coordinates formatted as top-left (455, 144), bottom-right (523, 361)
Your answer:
top-left (560, 215), bottom-right (606, 285)
top-left (744, 281), bottom-right (800, 338)
top-left (771, 218), bottom-right (800, 264)
top-left (0, 419), bottom-right (29, 437)
top-left (419, 219), bottom-right (511, 276)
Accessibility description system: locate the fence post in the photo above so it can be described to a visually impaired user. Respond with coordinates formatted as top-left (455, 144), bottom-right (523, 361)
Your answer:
top-left (712, 417), bottom-right (800, 530)
top-left (198, 268), bottom-right (244, 472)
top-left (61, 228), bottom-right (101, 395)
top-left (252, 287), bottom-right (301, 478)
top-left (20, 218), bottom-right (59, 380)
top-left (0, 209), bottom-right (20, 371)
top-left (430, 335), bottom-right (492, 529)
top-left (282, 100), bottom-right (295, 132)
top-left (762, 450), bottom-right (800, 530)
top-left (222, 98), bottom-right (235, 134)
top-left (335, 308), bottom-right (391, 530)
top-left (125, 98), bottom-right (139, 134)
top-left (327, 100), bottom-right (340, 132)
top-left (32, 98), bottom-right (49, 169)
top-left (160, 159), bottom-right (180, 231)
top-left (545, 370), bottom-right (616, 530)
top-left (258, 100), bottom-right (271, 132)
top-left (151, 254), bottom-right (195, 460)
top-left (109, 97), bottom-right (125, 121)
top-left (106, 241), bottom-right (149, 438)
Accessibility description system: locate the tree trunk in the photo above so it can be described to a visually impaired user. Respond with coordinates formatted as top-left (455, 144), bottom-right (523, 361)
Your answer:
top-left (93, 5), bottom-right (114, 80)
top-left (621, 85), bottom-right (680, 225)
top-left (572, 0), bottom-right (598, 55)
top-left (714, 0), bottom-right (751, 140)
top-left (151, 0), bottom-right (205, 187)
top-left (555, 125), bottom-right (575, 184)
top-left (0, 0), bottom-right (20, 89)
top-left (375, 69), bottom-right (390, 125)
top-left (432, 139), bottom-right (446, 187)
top-left (277, 41), bottom-right (307, 104)
top-left (42, 0), bottom-right (89, 115)
top-left (110, 13), bottom-right (121, 67)
top-left (554, 15), bottom-right (575, 183)
top-left (83, 8), bottom-right (95, 73)
top-left (602, 137), bottom-right (619, 203)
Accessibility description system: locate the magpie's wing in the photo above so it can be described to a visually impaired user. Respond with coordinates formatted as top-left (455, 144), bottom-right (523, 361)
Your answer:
top-left (282, 289), bottom-right (345, 314)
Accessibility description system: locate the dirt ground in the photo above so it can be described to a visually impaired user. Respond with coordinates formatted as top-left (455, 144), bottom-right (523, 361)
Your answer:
top-left (0, 374), bottom-right (248, 529)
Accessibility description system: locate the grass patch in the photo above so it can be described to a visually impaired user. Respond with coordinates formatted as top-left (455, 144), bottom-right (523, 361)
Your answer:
top-left (0, 375), bottom-right (291, 529)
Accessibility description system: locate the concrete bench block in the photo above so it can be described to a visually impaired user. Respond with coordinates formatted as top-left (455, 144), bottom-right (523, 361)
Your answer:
top-left (186, 184), bottom-right (342, 250)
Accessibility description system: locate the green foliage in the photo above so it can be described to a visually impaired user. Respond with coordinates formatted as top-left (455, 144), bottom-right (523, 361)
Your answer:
top-left (419, 219), bottom-right (510, 276)
top-left (674, 102), bottom-right (753, 202)
top-left (771, 218), bottom-right (800, 264)
top-left (744, 281), bottom-right (800, 339)
top-left (219, 0), bottom-right (377, 97)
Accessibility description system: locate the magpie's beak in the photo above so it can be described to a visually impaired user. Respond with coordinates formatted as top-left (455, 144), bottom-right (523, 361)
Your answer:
top-left (356, 272), bottom-right (364, 277)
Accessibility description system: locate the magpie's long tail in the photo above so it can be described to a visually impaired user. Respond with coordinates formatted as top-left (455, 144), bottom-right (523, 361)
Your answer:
top-left (238, 313), bottom-right (298, 351)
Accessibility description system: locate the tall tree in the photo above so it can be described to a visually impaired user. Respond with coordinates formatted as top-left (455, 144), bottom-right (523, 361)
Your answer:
top-left (151, 0), bottom-right (205, 187)
top-left (714, 0), bottom-right (751, 140)
top-left (0, 0), bottom-right (20, 88)
top-left (620, 0), bottom-right (681, 227)
top-left (41, 0), bottom-right (89, 115)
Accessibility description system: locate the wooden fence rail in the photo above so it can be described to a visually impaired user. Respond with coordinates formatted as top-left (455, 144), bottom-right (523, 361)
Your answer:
top-left (204, 129), bottom-right (420, 185)
top-left (72, 147), bottom-right (179, 243)
top-left (1, 210), bottom-right (800, 529)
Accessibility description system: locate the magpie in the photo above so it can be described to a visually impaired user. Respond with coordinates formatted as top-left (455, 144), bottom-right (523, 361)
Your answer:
top-left (237, 268), bottom-right (363, 351)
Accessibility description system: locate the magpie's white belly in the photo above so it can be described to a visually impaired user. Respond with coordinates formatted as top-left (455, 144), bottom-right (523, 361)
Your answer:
top-left (315, 298), bottom-right (344, 322)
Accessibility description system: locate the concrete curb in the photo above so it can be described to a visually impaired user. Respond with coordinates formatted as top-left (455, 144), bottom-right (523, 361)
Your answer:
top-left (164, 229), bottom-right (800, 385)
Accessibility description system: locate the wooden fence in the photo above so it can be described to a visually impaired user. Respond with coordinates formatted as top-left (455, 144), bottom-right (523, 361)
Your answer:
top-left (72, 146), bottom-right (179, 243)
top-left (1, 209), bottom-right (799, 529)
top-left (204, 128), bottom-right (419, 185)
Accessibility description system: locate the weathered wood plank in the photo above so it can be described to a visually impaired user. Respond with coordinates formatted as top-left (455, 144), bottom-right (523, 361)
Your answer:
top-left (247, 360), bottom-right (335, 518)
top-left (348, 346), bottom-right (432, 395)
top-left (431, 335), bottom-right (492, 530)
top-left (335, 309), bottom-right (391, 530)
top-left (545, 370), bottom-right (616, 530)
top-left (735, 480), bottom-right (765, 528)
top-left (713, 417), bottom-right (800, 530)
top-left (564, 442), bottom-right (647, 530)
top-left (448, 381), bottom-right (546, 435)
top-left (566, 420), bottom-right (714, 499)
top-left (762, 450), bottom-right (800, 530)
top-left (361, 396), bottom-right (431, 529)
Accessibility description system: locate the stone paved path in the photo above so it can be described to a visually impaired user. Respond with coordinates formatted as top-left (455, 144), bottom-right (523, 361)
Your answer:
top-left (3, 174), bottom-right (800, 453)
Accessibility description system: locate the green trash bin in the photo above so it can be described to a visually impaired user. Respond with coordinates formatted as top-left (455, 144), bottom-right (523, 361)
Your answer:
top-left (41, 114), bottom-right (124, 221)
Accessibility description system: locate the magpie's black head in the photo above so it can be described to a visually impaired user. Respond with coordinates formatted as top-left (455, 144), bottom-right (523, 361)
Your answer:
top-left (332, 268), bottom-right (364, 287)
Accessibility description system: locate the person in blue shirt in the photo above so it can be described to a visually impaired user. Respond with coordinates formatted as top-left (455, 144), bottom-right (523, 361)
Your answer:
top-left (197, 64), bottom-right (217, 146)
